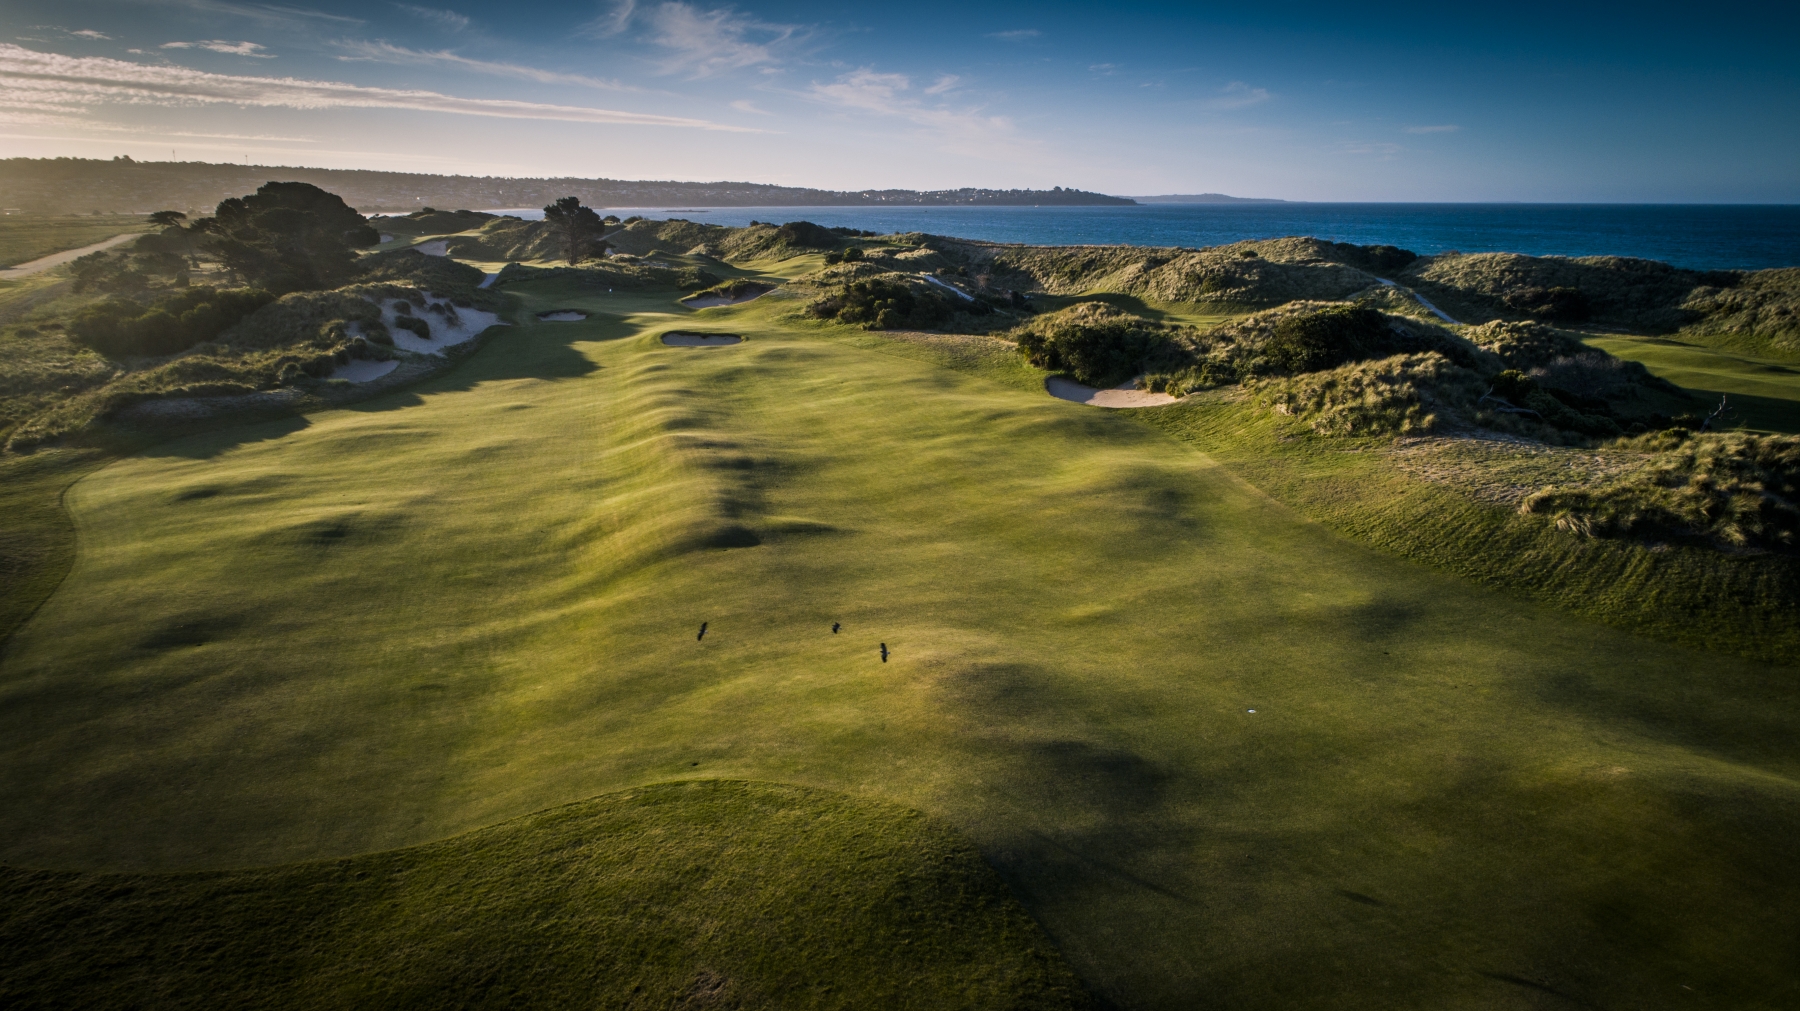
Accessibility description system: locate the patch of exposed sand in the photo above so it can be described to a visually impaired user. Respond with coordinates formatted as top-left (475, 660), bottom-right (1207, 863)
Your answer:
top-left (681, 282), bottom-right (774, 308)
top-left (1046, 376), bottom-right (1178, 408)
top-left (478, 271), bottom-right (499, 289)
top-left (415, 239), bottom-right (449, 256)
top-left (330, 359), bottom-right (399, 383)
top-left (357, 293), bottom-right (507, 355)
top-left (537, 310), bottom-right (587, 321)
top-left (921, 274), bottom-right (976, 301)
top-left (379, 233), bottom-right (394, 243)
top-left (662, 331), bottom-right (743, 346)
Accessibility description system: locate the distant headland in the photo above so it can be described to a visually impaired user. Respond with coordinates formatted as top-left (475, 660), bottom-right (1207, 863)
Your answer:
top-left (0, 157), bottom-right (1136, 214)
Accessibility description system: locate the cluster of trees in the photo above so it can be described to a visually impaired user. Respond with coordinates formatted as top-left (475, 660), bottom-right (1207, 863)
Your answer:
top-left (71, 287), bottom-right (274, 357)
top-left (542, 196), bottom-right (617, 265)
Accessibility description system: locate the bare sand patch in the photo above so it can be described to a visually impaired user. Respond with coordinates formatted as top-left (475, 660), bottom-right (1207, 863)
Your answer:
top-left (330, 359), bottom-right (399, 383)
top-left (356, 293), bottom-right (507, 355)
top-left (662, 331), bottom-right (743, 346)
top-left (478, 271), bottom-right (499, 289)
top-left (1046, 377), bottom-right (1178, 408)
top-left (537, 310), bottom-right (587, 321)
top-left (681, 282), bottom-right (774, 308)
top-left (415, 240), bottom-right (449, 257)
top-left (378, 233), bottom-right (394, 243)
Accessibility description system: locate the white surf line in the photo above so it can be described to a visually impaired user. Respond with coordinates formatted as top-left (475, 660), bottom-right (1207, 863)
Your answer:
top-left (921, 273), bottom-right (975, 301)
top-left (1377, 277), bottom-right (1460, 325)
top-left (0, 232), bottom-right (141, 277)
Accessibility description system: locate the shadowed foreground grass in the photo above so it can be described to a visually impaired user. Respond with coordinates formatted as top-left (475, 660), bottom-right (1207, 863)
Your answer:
top-left (3, 278), bottom-right (1799, 1009)
top-left (0, 780), bottom-right (1089, 1010)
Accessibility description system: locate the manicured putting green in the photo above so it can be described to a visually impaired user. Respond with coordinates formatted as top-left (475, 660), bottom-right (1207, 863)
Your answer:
top-left (0, 780), bottom-right (1088, 1010)
top-left (3, 280), bottom-right (1798, 1009)
top-left (1587, 333), bottom-right (1800, 432)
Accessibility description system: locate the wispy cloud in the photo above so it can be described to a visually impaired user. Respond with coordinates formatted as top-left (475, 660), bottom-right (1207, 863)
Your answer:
top-left (729, 98), bottom-right (769, 114)
top-left (1343, 141), bottom-right (1403, 156)
top-left (71, 30), bottom-right (111, 40)
top-left (807, 67), bottom-right (1013, 151)
top-left (145, 0), bottom-right (366, 26)
top-left (922, 74), bottom-right (958, 95)
top-left (333, 39), bottom-right (633, 90)
top-left (1405, 124), bottom-right (1459, 134)
top-left (1205, 80), bottom-right (1270, 110)
top-left (162, 40), bottom-right (275, 57)
top-left (0, 43), bottom-right (754, 131)
top-left (584, 2), bottom-right (803, 77)
top-left (987, 29), bottom-right (1039, 41)
top-left (1088, 63), bottom-right (1116, 75)
top-left (394, 4), bottom-right (469, 32)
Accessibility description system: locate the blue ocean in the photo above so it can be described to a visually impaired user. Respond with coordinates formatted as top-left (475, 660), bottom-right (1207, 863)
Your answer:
top-left (487, 203), bottom-right (1800, 272)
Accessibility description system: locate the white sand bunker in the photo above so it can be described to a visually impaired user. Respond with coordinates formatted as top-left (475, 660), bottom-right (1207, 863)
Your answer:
top-left (537, 310), bottom-right (587, 321)
top-left (330, 359), bottom-right (399, 383)
top-left (1047, 376), bottom-right (1178, 408)
top-left (681, 282), bottom-right (775, 308)
top-left (358, 293), bottom-right (508, 355)
top-left (662, 331), bottom-right (743, 346)
top-left (415, 239), bottom-right (449, 256)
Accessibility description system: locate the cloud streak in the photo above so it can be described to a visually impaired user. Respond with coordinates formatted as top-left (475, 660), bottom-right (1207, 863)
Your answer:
top-left (333, 39), bottom-right (633, 90)
top-left (807, 68), bottom-right (1013, 150)
top-left (162, 40), bottom-right (275, 57)
top-left (1405, 124), bottom-right (1459, 134)
top-left (0, 44), bottom-right (754, 131)
top-left (1205, 81), bottom-right (1270, 110)
top-left (395, 4), bottom-right (470, 32)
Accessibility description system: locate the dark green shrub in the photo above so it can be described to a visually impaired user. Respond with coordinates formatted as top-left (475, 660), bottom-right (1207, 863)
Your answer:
top-left (844, 247), bottom-right (865, 262)
top-left (777, 221), bottom-right (839, 248)
top-left (1491, 369), bottom-right (1535, 402)
top-left (1264, 305), bottom-right (1391, 373)
top-left (809, 278), bottom-right (960, 331)
top-left (394, 316), bottom-right (431, 340)
top-left (1505, 285), bottom-right (1592, 321)
top-left (72, 286), bottom-right (275, 357)
top-left (1014, 305), bottom-right (1178, 387)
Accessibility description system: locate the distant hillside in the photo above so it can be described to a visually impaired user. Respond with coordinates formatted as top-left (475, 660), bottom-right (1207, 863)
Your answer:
top-left (1131, 193), bottom-right (1288, 204)
top-left (0, 158), bottom-right (1135, 215)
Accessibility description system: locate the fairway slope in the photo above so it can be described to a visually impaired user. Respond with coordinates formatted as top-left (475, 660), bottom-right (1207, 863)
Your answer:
top-left (4, 277), bottom-right (1800, 1009)
top-left (0, 780), bottom-right (1090, 1011)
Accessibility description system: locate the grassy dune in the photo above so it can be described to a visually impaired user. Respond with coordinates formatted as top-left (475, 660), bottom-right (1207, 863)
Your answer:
top-left (1, 779), bottom-right (1088, 1010)
top-left (4, 278), bottom-right (1798, 1009)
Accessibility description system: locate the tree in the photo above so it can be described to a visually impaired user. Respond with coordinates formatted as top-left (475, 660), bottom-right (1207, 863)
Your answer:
top-left (195, 182), bottom-right (380, 293)
top-left (542, 196), bottom-right (608, 266)
top-left (148, 210), bottom-right (187, 228)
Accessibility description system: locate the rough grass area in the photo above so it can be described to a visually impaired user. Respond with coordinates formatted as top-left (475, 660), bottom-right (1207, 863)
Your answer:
top-left (0, 449), bottom-right (109, 645)
top-left (1521, 430), bottom-right (1800, 552)
top-left (0, 780), bottom-right (1090, 1011)
top-left (4, 286), bottom-right (1799, 1011)
top-left (494, 258), bottom-right (721, 292)
top-left (0, 216), bottom-right (150, 268)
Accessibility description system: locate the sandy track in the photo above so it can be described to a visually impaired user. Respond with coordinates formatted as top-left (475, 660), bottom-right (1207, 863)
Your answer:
top-left (1, 232), bottom-right (141, 276)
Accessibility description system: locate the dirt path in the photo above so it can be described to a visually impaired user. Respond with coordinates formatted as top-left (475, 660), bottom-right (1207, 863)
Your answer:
top-left (0, 233), bottom-right (141, 277)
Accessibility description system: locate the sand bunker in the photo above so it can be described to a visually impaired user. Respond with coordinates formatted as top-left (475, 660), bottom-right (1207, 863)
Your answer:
top-left (681, 282), bottom-right (774, 308)
top-left (415, 240), bottom-right (450, 257)
top-left (1046, 376), bottom-right (1178, 408)
top-left (662, 331), bottom-right (744, 346)
top-left (537, 310), bottom-right (587, 321)
top-left (357, 293), bottom-right (507, 355)
top-left (379, 233), bottom-right (394, 243)
top-left (329, 359), bottom-right (399, 383)
top-left (478, 271), bottom-right (499, 289)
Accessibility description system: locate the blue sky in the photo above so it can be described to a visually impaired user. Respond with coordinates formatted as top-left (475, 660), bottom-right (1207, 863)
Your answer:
top-left (2, 0), bottom-right (1795, 201)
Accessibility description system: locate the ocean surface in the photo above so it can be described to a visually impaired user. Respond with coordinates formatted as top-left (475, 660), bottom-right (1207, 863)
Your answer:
top-left (483, 203), bottom-right (1800, 271)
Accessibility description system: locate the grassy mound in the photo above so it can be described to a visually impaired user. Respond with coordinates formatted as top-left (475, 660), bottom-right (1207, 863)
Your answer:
top-left (0, 780), bottom-right (1090, 1011)
top-left (1521, 430), bottom-right (1800, 551)
top-left (492, 259), bottom-right (721, 292)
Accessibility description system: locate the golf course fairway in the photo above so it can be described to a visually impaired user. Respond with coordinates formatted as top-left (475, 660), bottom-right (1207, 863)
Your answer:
top-left (3, 280), bottom-right (1797, 1010)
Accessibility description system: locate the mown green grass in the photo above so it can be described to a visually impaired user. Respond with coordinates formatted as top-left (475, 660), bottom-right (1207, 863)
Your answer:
top-left (3, 275), bottom-right (1798, 1009)
top-left (0, 216), bottom-right (150, 268)
top-left (1585, 333), bottom-right (1800, 433)
top-left (0, 779), bottom-right (1088, 1010)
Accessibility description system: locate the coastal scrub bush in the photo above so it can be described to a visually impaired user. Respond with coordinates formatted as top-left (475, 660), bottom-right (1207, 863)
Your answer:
top-left (1013, 303), bottom-right (1184, 387)
top-left (1463, 320), bottom-right (1588, 370)
top-left (1521, 430), bottom-right (1800, 551)
top-left (196, 181), bottom-right (381, 293)
top-left (1264, 304), bottom-right (1392, 372)
top-left (394, 316), bottom-right (431, 340)
top-left (809, 277), bottom-right (961, 331)
top-left (777, 221), bottom-right (839, 248)
top-left (1251, 352), bottom-right (1486, 437)
top-left (72, 287), bottom-right (275, 357)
